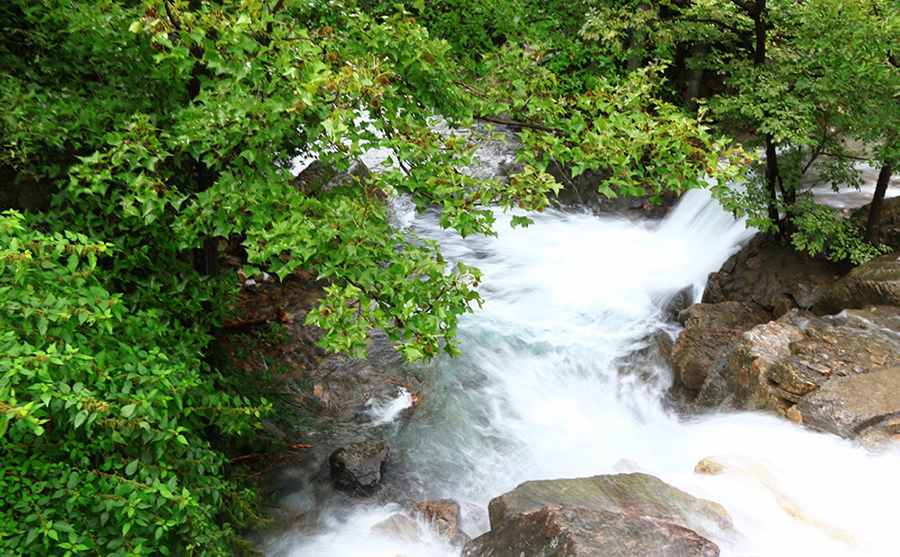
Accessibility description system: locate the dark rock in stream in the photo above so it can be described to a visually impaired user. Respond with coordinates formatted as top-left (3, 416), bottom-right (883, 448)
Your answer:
top-left (703, 234), bottom-right (843, 315)
top-left (464, 473), bottom-right (730, 557)
top-left (329, 439), bottom-right (390, 495)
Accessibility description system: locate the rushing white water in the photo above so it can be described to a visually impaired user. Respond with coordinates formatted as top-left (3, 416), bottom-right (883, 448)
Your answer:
top-left (269, 189), bottom-right (900, 557)
top-left (807, 162), bottom-right (900, 211)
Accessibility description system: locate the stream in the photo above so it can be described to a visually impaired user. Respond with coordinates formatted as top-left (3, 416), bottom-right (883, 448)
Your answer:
top-left (273, 149), bottom-right (900, 555)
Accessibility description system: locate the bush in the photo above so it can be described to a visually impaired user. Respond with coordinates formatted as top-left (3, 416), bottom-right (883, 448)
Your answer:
top-left (0, 211), bottom-right (268, 555)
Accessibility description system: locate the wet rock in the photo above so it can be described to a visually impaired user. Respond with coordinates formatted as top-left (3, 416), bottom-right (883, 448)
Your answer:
top-left (697, 307), bottom-right (900, 445)
top-left (794, 367), bottom-right (900, 440)
top-left (659, 286), bottom-right (695, 321)
top-left (414, 499), bottom-right (471, 547)
top-left (812, 252), bottom-right (900, 315)
top-left (293, 159), bottom-right (374, 196)
top-left (670, 302), bottom-right (772, 392)
top-left (329, 439), bottom-right (389, 495)
top-left (547, 164), bottom-right (681, 218)
top-left (463, 505), bottom-right (720, 557)
top-left (852, 196), bottom-right (900, 251)
top-left (260, 419), bottom-right (293, 443)
top-left (486, 473), bottom-right (733, 543)
top-left (703, 234), bottom-right (843, 314)
top-left (371, 514), bottom-right (423, 543)
top-left (226, 272), bottom-right (411, 424)
top-left (677, 301), bottom-right (771, 330)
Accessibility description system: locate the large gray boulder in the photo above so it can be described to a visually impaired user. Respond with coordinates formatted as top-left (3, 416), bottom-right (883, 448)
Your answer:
top-left (670, 302), bottom-right (772, 391)
top-left (796, 366), bottom-right (900, 441)
top-left (698, 307), bottom-right (900, 445)
top-left (813, 252), bottom-right (900, 315)
top-left (463, 473), bottom-right (731, 557)
top-left (293, 159), bottom-right (374, 196)
top-left (329, 439), bottom-right (389, 495)
top-left (463, 505), bottom-right (720, 557)
top-left (703, 235), bottom-right (843, 315)
top-left (476, 473), bottom-right (732, 550)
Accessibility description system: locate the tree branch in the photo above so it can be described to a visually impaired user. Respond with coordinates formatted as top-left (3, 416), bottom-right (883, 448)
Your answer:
top-left (662, 17), bottom-right (748, 36)
top-left (729, 0), bottom-right (755, 14)
top-left (475, 115), bottom-right (558, 133)
top-left (163, 0), bottom-right (182, 31)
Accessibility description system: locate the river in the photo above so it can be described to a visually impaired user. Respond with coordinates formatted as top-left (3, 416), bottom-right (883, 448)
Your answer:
top-left (269, 163), bottom-right (900, 556)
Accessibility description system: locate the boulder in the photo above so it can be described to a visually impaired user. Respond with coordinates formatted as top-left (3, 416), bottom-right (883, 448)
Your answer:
top-left (697, 307), bottom-right (900, 445)
top-left (852, 196), bottom-right (900, 251)
top-left (486, 473), bottom-right (733, 543)
top-left (670, 302), bottom-right (772, 391)
top-left (370, 500), bottom-right (473, 547)
top-left (370, 513), bottom-right (423, 543)
top-left (463, 505), bottom-right (720, 557)
top-left (696, 319), bottom-right (807, 411)
top-left (812, 252), bottom-right (900, 315)
top-left (293, 159), bottom-right (375, 196)
top-left (703, 234), bottom-right (843, 315)
top-left (413, 499), bottom-right (471, 547)
top-left (328, 439), bottom-right (389, 495)
top-left (794, 366), bottom-right (900, 440)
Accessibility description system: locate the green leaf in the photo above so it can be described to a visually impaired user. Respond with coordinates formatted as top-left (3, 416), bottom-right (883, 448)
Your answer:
top-left (73, 411), bottom-right (87, 429)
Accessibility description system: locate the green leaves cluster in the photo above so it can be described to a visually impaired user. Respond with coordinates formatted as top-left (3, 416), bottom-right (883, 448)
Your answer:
top-left (0, 211), bottom-right (268, 556)
top-left (476, 46), bottom-right (748, 200)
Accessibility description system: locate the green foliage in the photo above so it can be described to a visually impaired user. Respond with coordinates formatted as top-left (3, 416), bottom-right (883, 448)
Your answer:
top-left (0, 0), bottom-right (751, 554)
top-left (367, 0), bottom-right (631, 90)
top-left (639, 0), bottom-right (900, 263)
top-left (0, 211), bottom-right (269, 556)
top-left (788, 199), bottom-right (890, 265)
top-left (477, 47), bottom-right (748, 198)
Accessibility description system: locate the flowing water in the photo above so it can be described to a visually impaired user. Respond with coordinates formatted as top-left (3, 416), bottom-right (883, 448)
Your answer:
top-left (269, 185), bottom-right (900, 556)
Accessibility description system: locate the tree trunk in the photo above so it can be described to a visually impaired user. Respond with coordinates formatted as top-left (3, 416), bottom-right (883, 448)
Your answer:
top-left (865, 164), bottom-right (893, 244)
top-left (627, 31), bottom-right (646, 70)
top-left (753, 0), bottom-right (766, 65)
top-left (684, 44), bottom-right (709, 111)
top-left (751, 0), bottom-right (781, 224)
top-left (627, 4), bottom-right (650, 71)
top-left (765, 138), bottom-right (780, 223)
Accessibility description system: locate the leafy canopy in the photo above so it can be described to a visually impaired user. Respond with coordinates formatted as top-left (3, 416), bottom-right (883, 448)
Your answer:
top-left (0, 0), bottom-right (744, 555)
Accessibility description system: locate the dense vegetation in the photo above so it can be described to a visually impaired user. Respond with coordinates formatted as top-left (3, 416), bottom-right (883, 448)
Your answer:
top-left (0, 0), bottom-right (896, 554)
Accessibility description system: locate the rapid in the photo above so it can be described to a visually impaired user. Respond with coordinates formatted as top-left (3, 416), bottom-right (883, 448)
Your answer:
top-left (270, 165), bottom-right (900, 556)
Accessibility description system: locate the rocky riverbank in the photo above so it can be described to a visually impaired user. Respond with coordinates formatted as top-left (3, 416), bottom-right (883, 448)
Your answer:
top-left (669, 231), bottom-right (900, 449)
